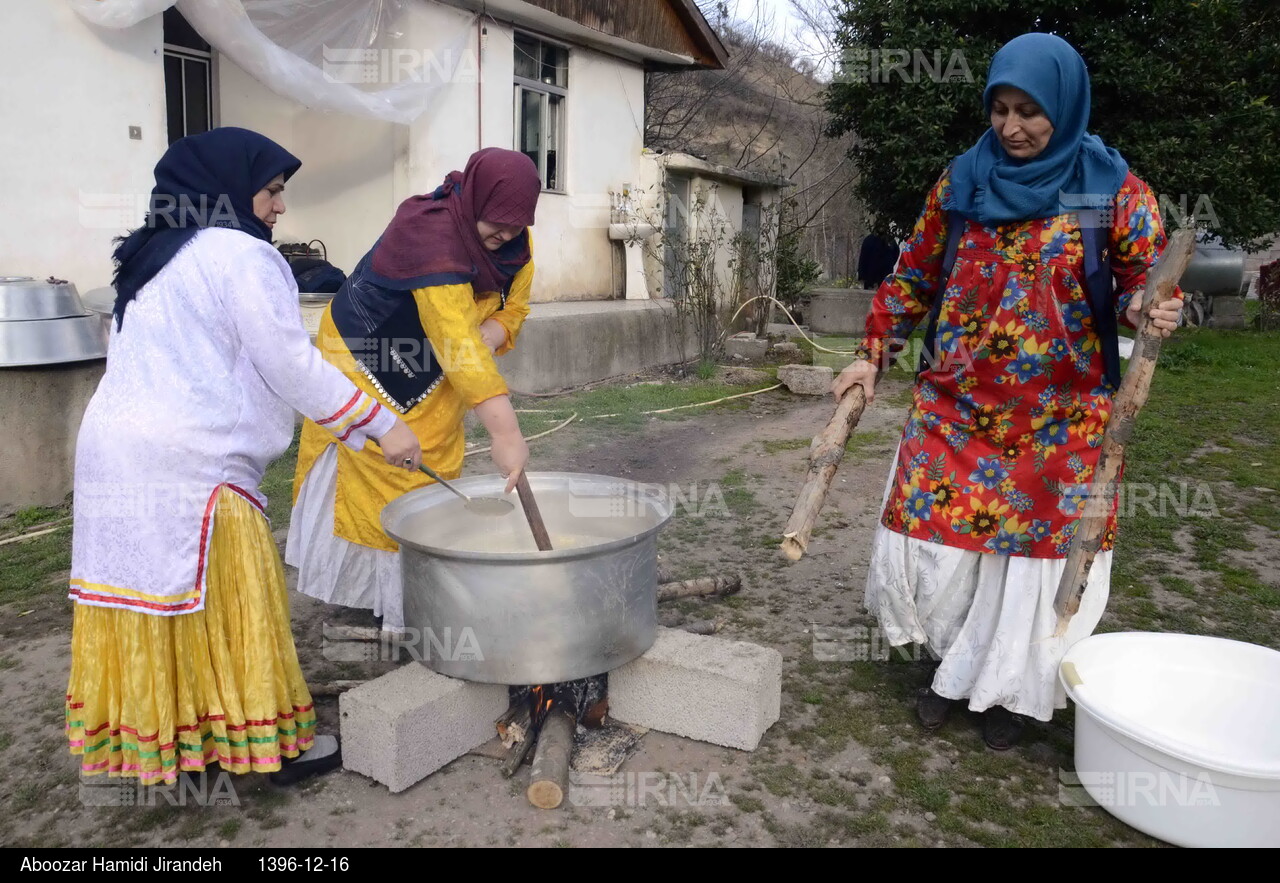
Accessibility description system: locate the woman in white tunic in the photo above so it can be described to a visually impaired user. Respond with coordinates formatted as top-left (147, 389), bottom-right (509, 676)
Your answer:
top-left (65, 128), bottom-right (421, 785)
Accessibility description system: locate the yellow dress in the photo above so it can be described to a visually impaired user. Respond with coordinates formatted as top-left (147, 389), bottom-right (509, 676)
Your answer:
top-left (292, 259), bottom-right (532, 552)
top-left (67, 488), bottom-right (316, 783)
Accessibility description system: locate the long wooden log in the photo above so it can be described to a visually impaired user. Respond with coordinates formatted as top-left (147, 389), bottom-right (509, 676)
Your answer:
top-left (780, 387), bottom-right (869, 561)
top-left (501, 732), bottom-right (537, 778)
top-left (1051, 228), bottom-right (1196, 636)
top-left (526, 708), bottom-right (575, 809)
top-left (497, 702), bottom-right (532, 747)
top-left (656, 575), bottom-right (741, 602)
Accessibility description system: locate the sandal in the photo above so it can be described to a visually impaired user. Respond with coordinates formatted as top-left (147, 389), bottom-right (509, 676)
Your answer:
top-left (269, 735), bottom-right (343, 785)
top-left (915, 687), bottom-right (957, 731)
top-left (982, 706), bottom-right (1026, 751)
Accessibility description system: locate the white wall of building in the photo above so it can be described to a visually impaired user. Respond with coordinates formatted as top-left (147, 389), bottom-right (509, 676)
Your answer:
top-left (399, 16), bottom-right (646, 301)
top-left (635, 154), bottom-right (785, 307)
top-left (1, 1), bottom-right (651, 303)
top-left (528, 38), bottom-right (646, 301)
top-left (218, 59), bottom-right (401, 276)
top-left (221, 6), bottom-right (645, 302)
top-left (0, 0), bottom-right (165, 291)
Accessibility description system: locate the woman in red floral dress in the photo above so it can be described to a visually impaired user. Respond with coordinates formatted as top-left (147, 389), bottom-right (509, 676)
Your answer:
top-left (832, 33), bottom-right (1183, 749)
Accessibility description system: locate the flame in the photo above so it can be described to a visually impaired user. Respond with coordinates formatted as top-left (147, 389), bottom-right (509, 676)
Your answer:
top-left (529, 685), bottom-right (554, 725)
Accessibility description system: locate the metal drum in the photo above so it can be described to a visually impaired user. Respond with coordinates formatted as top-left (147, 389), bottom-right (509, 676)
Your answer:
top-left (382, 472), bottom-right (671, 685)
top-left (1181, 239), bottom-right (1245, 296)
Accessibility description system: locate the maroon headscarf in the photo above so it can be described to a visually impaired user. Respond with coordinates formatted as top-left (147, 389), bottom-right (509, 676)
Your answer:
top-left (370, 148), bottom-right (541, 294)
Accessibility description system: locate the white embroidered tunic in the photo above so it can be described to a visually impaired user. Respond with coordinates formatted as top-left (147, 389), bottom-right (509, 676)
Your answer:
top-left (69, 229), bottom-right (396, 615)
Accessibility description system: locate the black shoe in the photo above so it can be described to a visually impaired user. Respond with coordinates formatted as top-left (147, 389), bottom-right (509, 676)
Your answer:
top-left (269, 735), bottom-right (342, 785)
top-left (982, 707), bottom-right (1026, 751)
top-left (915, 687), bottom-right (956, 731)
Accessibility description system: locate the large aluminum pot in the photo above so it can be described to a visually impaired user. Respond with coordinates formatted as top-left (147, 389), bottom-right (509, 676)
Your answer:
top-left (0, 315), bottom-right (108, 367)
top-left (0, 277), bottom-right (88, 321)
top-left (382, 472), bottom-right (671, 685)
top-left (0, 278), bottom-right (108, 367)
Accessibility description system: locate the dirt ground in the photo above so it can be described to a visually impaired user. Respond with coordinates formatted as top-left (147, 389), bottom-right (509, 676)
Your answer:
top-left (2, 365), bottom-right (1274, 848)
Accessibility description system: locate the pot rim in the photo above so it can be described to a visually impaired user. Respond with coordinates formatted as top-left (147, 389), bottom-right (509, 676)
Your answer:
top-left (381, 470), bottom-right (672, 562)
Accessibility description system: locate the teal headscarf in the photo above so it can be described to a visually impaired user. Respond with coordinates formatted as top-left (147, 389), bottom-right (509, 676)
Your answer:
top-left (945, 33), bottom-right (1129, 226)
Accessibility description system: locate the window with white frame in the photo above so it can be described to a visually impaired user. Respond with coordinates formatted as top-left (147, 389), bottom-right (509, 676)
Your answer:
top-left (163, 9), bottom-right (215, 145)
top-left (513, 31), bottom-right (567, 192)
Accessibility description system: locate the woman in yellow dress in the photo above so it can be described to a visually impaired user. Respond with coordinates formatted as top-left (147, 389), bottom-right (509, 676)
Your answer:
top-left (287, 148), bottom-right (539, 632)
top-left (66, 127), bottom-right (421, 787)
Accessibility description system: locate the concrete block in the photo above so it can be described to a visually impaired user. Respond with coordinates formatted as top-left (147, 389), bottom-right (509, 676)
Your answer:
top-left (339, 664), bottom-right (508, 792)
top-left (725, 335), bottom-right (769, 363)
top-left (770, 341), bottom-right (807, 365)
top-left (777, 363), bottom-right (834, 396)
top-left (1209, 294), bottom-right (1246, 329)
top-left (609, 627), bottom-right (782, 751)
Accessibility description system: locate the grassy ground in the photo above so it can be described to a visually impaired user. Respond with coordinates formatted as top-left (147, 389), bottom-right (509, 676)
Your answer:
top-left (1, 326), bottom-right (1277, 847)
top-left (465, 374), bottom-right (783, 446)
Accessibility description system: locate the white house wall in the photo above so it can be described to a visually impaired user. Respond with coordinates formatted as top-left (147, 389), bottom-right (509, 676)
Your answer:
top-left (523, 37), bottom-right (646, 302)
top-left (223, 7), bottom-right (645, 302)
top-left (218, 58), bottom-right (401, 277)
top-left (0, 0), bottom-right (165, 291)
top-left (398, 16), bottom-right (646, 301)
top-left (637, 154), bottom-right (774, 307)
top-left (1, 1), bottom-right (648, 302)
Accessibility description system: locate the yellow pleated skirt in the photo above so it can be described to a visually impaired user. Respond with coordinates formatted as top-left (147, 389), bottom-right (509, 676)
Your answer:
top-left (65, 487), bottom-right (316, 784)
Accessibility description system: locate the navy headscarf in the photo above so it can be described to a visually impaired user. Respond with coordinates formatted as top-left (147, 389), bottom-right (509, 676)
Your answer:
top-left (945, 33), bottom-right (1129, 226)
top-left (111, 127), bottom-right (301, 329)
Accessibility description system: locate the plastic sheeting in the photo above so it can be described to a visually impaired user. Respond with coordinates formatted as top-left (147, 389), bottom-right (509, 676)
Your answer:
top-left (68, 0), bottom-right (475, 124)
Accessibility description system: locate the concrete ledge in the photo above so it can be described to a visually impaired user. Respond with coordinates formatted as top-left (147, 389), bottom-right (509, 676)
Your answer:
top-left (807, 288), bottom-right (874, 335)
top-left (339, 664), bottom-right (507, 793)
top-left (608, 627), bottom-right (782, 751)
top-left (0, 360), bottom-right (104, 516)
top-left (497, 299), bottom-right (696, 393)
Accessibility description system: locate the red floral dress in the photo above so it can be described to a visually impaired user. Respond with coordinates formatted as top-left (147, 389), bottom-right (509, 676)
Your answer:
top-left (858, 169), bottom-right (1174, 558)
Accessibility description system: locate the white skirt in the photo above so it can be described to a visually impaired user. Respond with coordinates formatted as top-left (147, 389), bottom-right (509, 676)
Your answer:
top-left (864, 447), bottom-right (1111, 721)
top-left (285, 445), bottom-right (406, 632)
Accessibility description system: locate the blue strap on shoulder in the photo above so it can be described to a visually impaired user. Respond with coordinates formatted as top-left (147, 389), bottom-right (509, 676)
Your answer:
top-left (915, 213), bottom-right (1120, 391)
top-left (1080, 224), bottom-right (1122, 392)
top-left (916, 211), bottom-right (964, 375)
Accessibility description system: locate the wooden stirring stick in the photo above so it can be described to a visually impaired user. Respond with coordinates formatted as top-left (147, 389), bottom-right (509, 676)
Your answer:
top-left (515, 472), bottom-right (553, 551)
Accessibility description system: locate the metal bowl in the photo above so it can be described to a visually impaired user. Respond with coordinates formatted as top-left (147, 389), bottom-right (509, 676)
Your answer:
top-left (382, 472), bottom-right (672, 685)
top-left (0, 278), bottom-right (89, 321)
top-left (0, 315), bottom-right (109, 367)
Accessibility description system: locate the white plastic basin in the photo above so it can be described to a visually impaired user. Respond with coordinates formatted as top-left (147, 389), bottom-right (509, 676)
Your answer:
top-left (1060, 632), bottom-right (1280, 847)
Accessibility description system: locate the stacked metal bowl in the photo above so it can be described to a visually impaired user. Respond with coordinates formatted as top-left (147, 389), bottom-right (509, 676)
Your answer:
top-left (0, 277), bottom-right (109, 367)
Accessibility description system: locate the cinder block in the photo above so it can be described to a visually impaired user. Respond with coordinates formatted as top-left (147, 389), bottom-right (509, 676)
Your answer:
top-left (777, 363), bottom-right (834, 395)
top-left (725, 335), bottom-right (769, 363)
top-left (339, 664), bottom-right (507, 792)
top-left (608, 628), bottom-right (782, 751)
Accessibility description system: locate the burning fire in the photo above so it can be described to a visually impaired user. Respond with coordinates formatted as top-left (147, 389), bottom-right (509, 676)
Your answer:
top-left (529, 685), bottom-right (554, 726)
